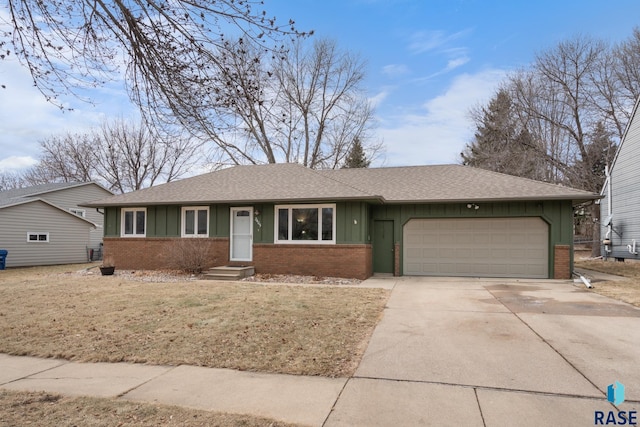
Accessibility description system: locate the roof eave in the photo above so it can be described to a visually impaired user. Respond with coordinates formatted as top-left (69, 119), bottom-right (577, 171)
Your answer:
top-left (382, 194), bottom-right (602, 205)
top-left (81, 195), bottom-right (385, 208)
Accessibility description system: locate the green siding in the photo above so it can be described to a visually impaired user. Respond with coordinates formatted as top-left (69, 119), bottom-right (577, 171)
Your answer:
top-left (105, 202), bottom-right (371, 243)
top-left (209, 205), bottom-right (228, 237)
top-left (104, 206), bottom-right (119, 237)
top-left (336, 202), bottom-right (369, 244)
top-left (370, 200), bottom-right (574, 277)
top-left (147, 206), bottom-right (180, 237)
top-left (253, 203), bottom-right (274, 244)
top-left (103, 200), bottom-right (574, 277)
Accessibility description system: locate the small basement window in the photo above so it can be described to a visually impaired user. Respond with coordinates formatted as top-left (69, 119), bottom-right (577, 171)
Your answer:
top-left (69, 208), bottom-right (86, 217)
top-left (27, 232), bottom-right (49, 243)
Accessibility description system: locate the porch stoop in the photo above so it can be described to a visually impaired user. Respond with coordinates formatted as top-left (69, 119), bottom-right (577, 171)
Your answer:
top-left (202, 266), bottom-right (255, 281)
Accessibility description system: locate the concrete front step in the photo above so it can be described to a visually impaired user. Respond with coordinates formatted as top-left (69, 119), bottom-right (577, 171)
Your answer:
top-left (202, 266), bottom-right (255, 281)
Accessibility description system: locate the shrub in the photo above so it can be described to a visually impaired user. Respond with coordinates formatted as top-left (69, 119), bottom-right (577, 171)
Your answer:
top-left (169, 239), bottom-right (214, 274)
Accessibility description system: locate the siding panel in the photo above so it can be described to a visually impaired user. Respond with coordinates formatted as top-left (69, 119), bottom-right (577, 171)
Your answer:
top-left (42, 184), bottom-right (112, 246)
top-left (371, 200), bottom-right (571, 277)
top-left (0, 201), bottom-right (92, 267)
top-left (602, 103), bottom-right (640, 260)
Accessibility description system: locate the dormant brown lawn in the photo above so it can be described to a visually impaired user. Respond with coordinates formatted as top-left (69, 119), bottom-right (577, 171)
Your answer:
top-left (1, 389), bottom-right (302, 427)
top-left (576, 258), bottom-right (640, 307)
top-left (0, 264), bottom-right (389, 377)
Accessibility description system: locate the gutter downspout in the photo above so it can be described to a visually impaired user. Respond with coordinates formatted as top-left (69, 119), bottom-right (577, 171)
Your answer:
top-left (604, 165), bottom-right (612, 256)
top-left (573, 271), bottom-right (593, 289)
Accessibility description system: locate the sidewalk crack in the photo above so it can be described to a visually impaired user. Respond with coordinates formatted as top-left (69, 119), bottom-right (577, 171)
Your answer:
top-left (474, 387), bottom-right (487, 427)
top-left (116, 365), bottom-right (180, 398)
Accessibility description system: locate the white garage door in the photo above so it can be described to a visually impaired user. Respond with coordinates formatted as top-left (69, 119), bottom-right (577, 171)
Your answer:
top-left (403, 218), bottom-right (549, 278)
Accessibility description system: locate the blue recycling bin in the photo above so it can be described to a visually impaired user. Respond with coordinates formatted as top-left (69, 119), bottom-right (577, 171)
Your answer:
top-left (0, 249), bottom-right (7, 270)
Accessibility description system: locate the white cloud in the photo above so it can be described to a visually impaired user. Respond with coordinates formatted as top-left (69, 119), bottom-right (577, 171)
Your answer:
top-left (369, 89), bottom-right (391, 108)
top-left (381, 64), bottom-right (410, 78)
top-left (0, 56), bottom-right (134, 170)
top-left (0, 156), bottom-right (38, 172)
top-left (445, 56), bottom-right (470, 72)
top-left (408, 29), bottom-right (473, 54)
top-left (374, 69), bottom-right (506, 167)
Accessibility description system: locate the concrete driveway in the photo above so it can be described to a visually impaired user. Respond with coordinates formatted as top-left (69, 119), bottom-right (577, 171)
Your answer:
top-left (325, 277), bottom-right (640, 427)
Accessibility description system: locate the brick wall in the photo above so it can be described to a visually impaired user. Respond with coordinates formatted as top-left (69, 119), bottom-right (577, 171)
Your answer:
top-left (553, 244), bottom-right (571, 279)
top-left (253, 244), bottom-right (372, 280)
top-left (103, 237), bottom-right (229, 270)
top-left (103, 238), bottom-right (372, 279)
top-left (394, 243), bottom-right (400, 276)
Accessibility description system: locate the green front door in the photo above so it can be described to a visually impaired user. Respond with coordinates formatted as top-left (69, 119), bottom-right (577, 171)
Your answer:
top-left (373, 220), bottom-right (394, 274)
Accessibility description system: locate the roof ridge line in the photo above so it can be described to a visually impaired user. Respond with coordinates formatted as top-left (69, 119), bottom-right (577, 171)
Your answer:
top-left (309, 168), bottom-right (385, 201)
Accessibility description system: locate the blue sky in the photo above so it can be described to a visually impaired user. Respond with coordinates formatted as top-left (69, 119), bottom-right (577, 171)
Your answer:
top-left (1, 0), bottom-right (639, 172)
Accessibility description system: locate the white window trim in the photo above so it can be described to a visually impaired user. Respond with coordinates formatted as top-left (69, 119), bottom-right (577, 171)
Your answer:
top-left (274, 204), bottom-right (336, 245)
top-left (27, 232), bottom-right (49, 243)
top-left (69, 208), bottom-right (86, 217)
top-left (121, 207), bottom-right (147, 237)
top-left (181, 206), bottom-right (210, 238)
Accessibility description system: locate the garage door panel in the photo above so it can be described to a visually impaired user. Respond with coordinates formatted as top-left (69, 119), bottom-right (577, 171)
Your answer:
top-left (403, 218), bottom-right (549, 278)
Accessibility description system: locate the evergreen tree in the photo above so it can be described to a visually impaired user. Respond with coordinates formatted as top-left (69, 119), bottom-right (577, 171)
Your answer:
top-left (342, 139), bottom-right (371, 168)
top-left (461, 89), bottom-right (545, 180)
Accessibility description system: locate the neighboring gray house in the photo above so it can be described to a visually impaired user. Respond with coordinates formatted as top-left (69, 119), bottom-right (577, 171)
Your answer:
top-left (601, 97), bottom-right (640, 260)
top-left (0, 182), bottom-right (113, 267)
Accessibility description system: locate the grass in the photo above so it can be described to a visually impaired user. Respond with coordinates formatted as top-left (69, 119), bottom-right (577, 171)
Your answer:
top-left (0, 389), bottom-right (301, 427)
top-left (0, 264), bottom-right (390, 377)
top-left (575, 258), bottom-right (640, 307)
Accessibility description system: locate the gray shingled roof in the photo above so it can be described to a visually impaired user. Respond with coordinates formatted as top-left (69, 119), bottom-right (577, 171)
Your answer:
top-left (0, 182), bottom-right (108, 209)
top-left (82, 163), bottom-right (599, 207)
top-left (0, 182), bottom-right (87, 201)
top-left (320, 165), bottom-right (598, 203)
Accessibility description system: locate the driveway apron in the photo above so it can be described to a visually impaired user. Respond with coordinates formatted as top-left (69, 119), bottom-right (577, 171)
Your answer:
top-left (326, 277), bottom-right (640, 427)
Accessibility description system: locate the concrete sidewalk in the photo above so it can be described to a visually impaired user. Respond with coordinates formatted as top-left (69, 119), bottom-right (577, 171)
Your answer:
top-left (0, 353), bottom-right (346, 426)
top-left (2, 277), bottom-right (640, 426)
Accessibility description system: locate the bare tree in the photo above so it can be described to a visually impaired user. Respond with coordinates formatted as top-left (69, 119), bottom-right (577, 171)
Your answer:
top-left (274, 39), bottom-right (376, 168)
top-left (614, 27), bottom-right (640, 115)
top-left (24, 119), bottom-right (206, 193)
top-left (504, 36), bottom-right (616, 189)
top-left (22, 133), bottom-right (95, 185)
top-left (2, 0), bottom-right (309, 111)
top-left (182, 37), bottom-right (378, 168)
top-left (0, 171), bottom-right (24, 190)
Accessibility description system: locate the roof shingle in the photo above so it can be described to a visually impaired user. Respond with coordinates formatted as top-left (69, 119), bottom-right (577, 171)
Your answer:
top-left (82, 163), bottom-right (599, 207)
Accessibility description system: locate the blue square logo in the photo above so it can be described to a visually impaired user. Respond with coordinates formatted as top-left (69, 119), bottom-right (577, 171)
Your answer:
top-left (607, 381), bottom-right (625, 406)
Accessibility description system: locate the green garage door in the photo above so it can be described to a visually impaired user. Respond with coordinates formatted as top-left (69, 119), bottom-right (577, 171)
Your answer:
top-left (403, 218), bottom-right (549, 278)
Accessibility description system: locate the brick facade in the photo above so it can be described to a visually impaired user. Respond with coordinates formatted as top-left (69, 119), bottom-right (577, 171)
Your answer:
top-left (394, 243), bottom-right (400, 276)
top-left (252, 244), bottom-right (372, 280)
top-left (103, 237), bottom-right (229, 270)
top-left (104, 238), bottom-right (568, 280)
top-left (103, 238), bottom-right (372, 279)
top-left (553, 244), bottom-right (571, 279)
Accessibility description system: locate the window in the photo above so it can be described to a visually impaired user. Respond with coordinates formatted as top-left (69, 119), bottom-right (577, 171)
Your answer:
top-left (121, 208), bottom-right (146, 237)
top-left (275, 204), bottom-right (335, 244)
top-left (182, 207), bottom-right (209, 237)
top-left (27, 232), bottom-right (49, 243)
top-left (69, 208), bottom-right (86, 217)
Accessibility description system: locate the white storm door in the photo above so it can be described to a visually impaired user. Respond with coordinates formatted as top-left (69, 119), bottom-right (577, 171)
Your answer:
top-left (230, 207), bottom-right (253, 261)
